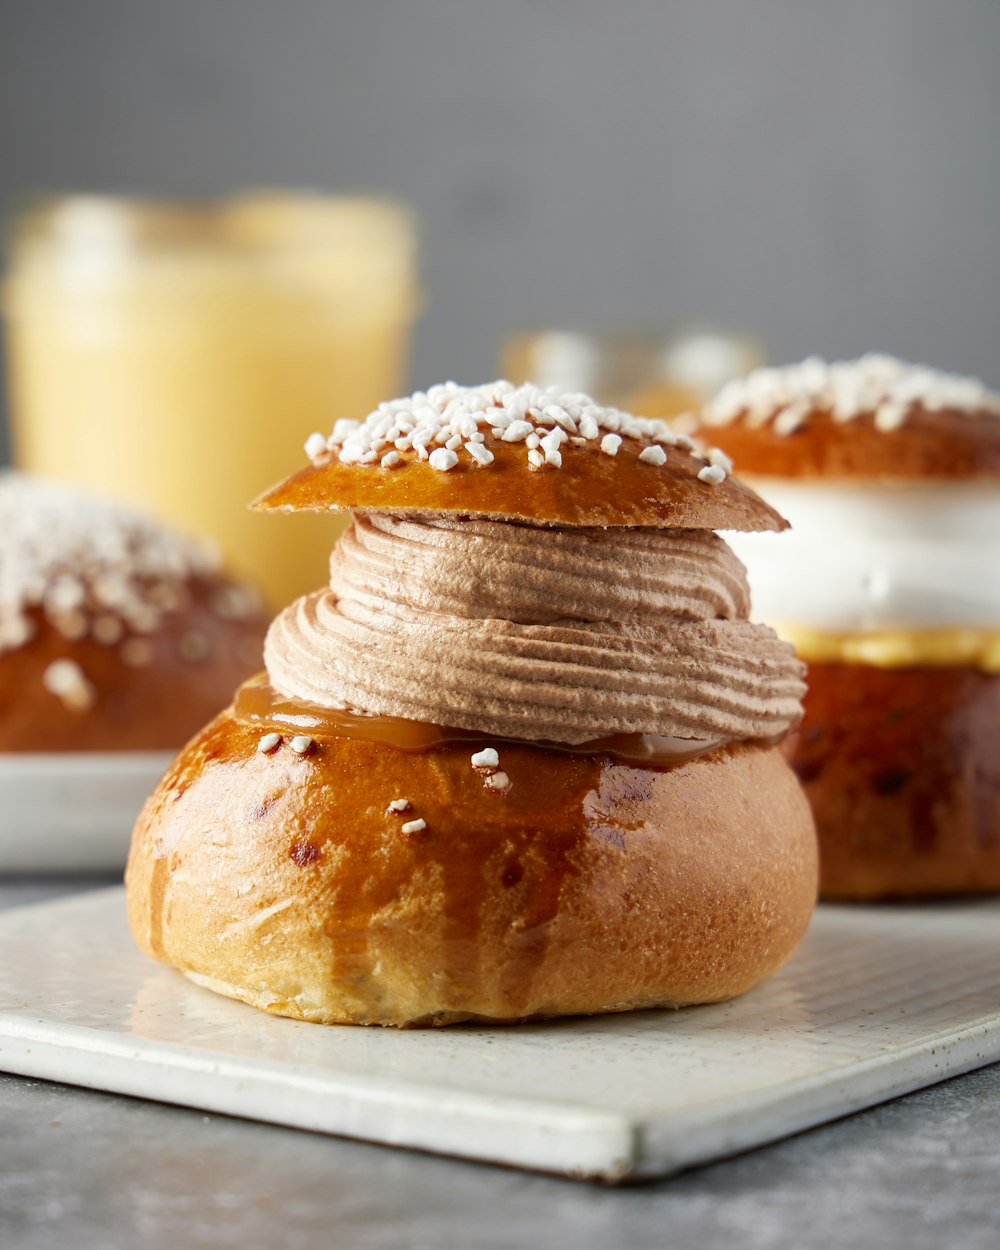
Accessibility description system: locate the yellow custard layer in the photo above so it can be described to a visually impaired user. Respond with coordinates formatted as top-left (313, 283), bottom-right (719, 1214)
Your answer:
top-left (777, 625), bottom-right (1000, 672)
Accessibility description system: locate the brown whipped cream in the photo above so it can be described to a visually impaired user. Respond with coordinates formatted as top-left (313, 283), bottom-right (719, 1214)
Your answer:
top-left (264, 515), bottom-right (805, 745)
top-left (330, 515), bottom-right (751, 624)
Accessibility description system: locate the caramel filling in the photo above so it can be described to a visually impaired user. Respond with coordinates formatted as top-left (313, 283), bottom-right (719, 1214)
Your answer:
top-left (778, 623), bottom-right (1000, 672)
top-left (234, 673), bottom-right (741, 766)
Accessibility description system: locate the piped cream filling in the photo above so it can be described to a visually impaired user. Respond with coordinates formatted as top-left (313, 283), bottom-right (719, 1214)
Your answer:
top-left (264, 515), bottom-right (805, 745)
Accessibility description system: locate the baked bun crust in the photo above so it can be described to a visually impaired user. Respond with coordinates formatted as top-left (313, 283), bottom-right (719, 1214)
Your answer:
top-left (691, 404), bottom-right (1000, 481)
top-left (688, 356), bottom-right (1000, 482)
top-left (255, 437), bottom-right (786, 532)
top-left (125, 712), bottom-right (817, 1026)
top-left (0, 593), bottom-right (266, 753)
top-left (785, 661), bottom-right (1000, 899)
top-left (1, 472), bottom-right (269, 753)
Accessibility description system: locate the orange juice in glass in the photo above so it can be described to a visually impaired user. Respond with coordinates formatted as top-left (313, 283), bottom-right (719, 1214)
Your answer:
top-left (3, 193), bottom-right (418, 607)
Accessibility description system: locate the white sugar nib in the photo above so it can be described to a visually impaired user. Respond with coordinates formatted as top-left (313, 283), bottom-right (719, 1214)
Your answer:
top-left (314, 381), bottom-right (722, 480)
top-left (703, 355), bottom-right (1000, 434)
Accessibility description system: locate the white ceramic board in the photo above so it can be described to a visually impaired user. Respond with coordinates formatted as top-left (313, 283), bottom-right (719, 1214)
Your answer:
top-left (0, 753), bottom-right (173, 871)
top-left (0, 888), bottom-right (998, 1182)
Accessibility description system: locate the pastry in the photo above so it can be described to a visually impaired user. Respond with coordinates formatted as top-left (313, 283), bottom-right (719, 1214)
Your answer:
top-left (689, 355), bottom-right (1000, 898)
top-left (0, 472), bottom-right (268, 752)
top-left (126, 381), bottom-right (816, 1026)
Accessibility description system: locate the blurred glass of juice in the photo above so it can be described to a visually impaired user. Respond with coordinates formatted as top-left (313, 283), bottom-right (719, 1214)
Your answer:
top-left (3, 193), bottom-right (419, 607)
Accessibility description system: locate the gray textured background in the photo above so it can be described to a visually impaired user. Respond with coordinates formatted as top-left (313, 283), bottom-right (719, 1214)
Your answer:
top-left (1, 0), bottom-right (998, 461)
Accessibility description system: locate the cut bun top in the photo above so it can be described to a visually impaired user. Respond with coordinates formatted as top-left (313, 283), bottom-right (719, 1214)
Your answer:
top-left (254, 380), bottom-right (787, 532)
top-left (686, 354), bottom-right (1000, 480)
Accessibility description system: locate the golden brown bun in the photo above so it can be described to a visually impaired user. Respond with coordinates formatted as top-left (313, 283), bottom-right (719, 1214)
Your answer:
top-left (785, 662), bottom-right (1000, 899)
top-left (254, 438), bottom-right (787, 532)
top-left (125, 713), bottom-right (817, 1026)
top-left (688, 404), bottom-right (1000, 481)
top-left (0, 589), bottom-right (267, 753)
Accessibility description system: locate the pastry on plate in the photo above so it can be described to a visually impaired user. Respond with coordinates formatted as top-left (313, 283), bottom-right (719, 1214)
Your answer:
top-left (689, 354), bottom-right (1000, 898)
top-left (126, 381), bottom-right (816, 1026)
top-left (0, 472), bottom-right (268, 752)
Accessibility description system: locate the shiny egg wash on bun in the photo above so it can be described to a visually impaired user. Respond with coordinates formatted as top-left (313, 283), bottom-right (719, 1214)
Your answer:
top-left (126, 381), bottom-right (816, 1026)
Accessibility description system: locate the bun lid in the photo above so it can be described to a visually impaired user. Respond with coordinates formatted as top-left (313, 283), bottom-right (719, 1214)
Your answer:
top-left (254, 380), bottom-right (787, 532)
top-left (687, 354), bottom-right (1000, 480)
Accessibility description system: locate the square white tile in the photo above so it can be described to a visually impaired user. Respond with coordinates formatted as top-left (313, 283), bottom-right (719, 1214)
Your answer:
top-left (0, 888), bottom-right (998, 1181)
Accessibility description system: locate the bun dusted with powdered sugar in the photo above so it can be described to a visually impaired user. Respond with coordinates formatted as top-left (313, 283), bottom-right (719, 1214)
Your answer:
top-left (126, 381), bottom-right (816, 1026)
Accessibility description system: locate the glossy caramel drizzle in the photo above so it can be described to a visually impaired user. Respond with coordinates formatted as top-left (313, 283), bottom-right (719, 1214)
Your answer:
top-left (233, 674), bottom-right (735, 767)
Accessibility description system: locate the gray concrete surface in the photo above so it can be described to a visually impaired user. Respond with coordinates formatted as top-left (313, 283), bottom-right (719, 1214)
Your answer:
top-left (1, 879), bottom-right (998, 1248)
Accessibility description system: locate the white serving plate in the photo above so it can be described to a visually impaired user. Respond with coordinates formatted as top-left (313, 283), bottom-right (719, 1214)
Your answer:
top-left (0, 753), bottom-right (174, 871)
top-left (0, 889), bottom-right (998, 1182)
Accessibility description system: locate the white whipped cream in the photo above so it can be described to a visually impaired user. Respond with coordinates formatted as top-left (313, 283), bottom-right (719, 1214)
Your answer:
top-left (727, 480), bottom-right (1000, 631)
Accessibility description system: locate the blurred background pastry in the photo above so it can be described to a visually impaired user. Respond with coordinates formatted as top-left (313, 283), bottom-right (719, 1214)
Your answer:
top-left (126, 380), bottom-right (816, 1027)
top-left (0, 472), bottom-right (268, 752)
top-left (686, 355), bottom-right (1000, 898)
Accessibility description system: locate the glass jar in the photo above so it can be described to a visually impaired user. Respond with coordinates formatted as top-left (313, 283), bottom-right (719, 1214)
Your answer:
top-left (3, 192), bottom-right (419, 607)
top-left (502, 327), bottom-right (763, 419)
